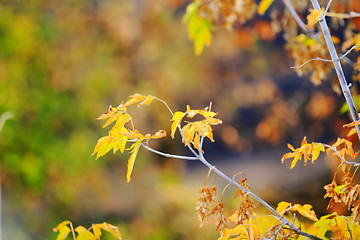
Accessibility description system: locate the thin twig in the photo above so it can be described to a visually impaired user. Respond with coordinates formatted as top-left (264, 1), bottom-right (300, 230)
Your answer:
top-left (326, 11), bottom-right (360, 19)
top-left (291, 45), bottom-right (359, 69)
top-left (324, 144), bottom-right (360, 167)
top-left (141, 143), bottom-right (198, 160)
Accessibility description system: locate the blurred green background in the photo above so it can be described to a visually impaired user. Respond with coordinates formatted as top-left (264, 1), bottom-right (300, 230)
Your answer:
top-left (0, 0), bottom-right (352, 239)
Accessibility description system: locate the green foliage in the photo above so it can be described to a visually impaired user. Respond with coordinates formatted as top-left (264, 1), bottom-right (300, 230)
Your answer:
top-left (183, 0), bottom-right (212, 55)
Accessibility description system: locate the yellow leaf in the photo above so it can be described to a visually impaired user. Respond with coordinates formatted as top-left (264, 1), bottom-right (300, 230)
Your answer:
top-left (182, 124), bottom-right (196, 146)
top-left (113, 127), bottom-right (129, 154)
top-left (311, 143), bottom-right (325, 163)
top-left (109, 113), bottom-right (131, 137)
top-left (206, 117), bottom-right (222, 125)
top-left (150, 129), bottom-right (166, 139)
top-left (347, 127), bottom-right (357, 137)
top-left (138, 95), bottom-right (155, 106)
top-left (96, 106), bottom-right (118, 120)
top-left (102, 111), bottom-right (122, 128)
top-left (92, 136), bottom-right (113, 159)
top-left (122, 93), bottom-right (147, 107)
top-left (170, 111), bottom-right (186, 138)
top-left (306, 9), bottom-right (323, 29)
top-left (204, 124), bottom-right (214, 142)
top-left (126, 138), bottom-right (144, 182)
top-left (293, 204), bottom-right (318, 221)
top-left (93, 223), bottom-right (122, 240)
top-left (290, 152), bottom-right (301, 169)
top-left (258, 0), bottom-right (275, 15)
top-left (193, 133), bottom-right (201, 150)
top-left (276, 201), bottom-right (291, 215)
top-left (313, 213), bottom-right (336, 237)
top-left (53, 220), bottom-right (71, 240)
top-left (121, 129), bottom-right (143, 140)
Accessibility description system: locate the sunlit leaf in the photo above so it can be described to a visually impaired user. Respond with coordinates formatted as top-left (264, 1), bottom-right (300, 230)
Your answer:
top-left (311, 143), bottom-right (325, 163)
top-left (150, 129), bottom-right (166, 139)
top-left (276, 201), bottom-right (291, 215)
top-left (53, 220), bottom-right (71, 240)
top-left (102, 111), bottom-right (122, 128)
top-left (97, 106), bottom-right (118, 120)
top-left (306, 9), bottom-right (323, 29)
top-left (92, 223), bottom-right (122, 240)
top-left (293, 204), bottom-right (318, 221)
top-left (170, 111), bottom-right (186, 138)
top-left (313, 213), bottom-right (337, 237)
top-left (126, 138), bottom-right (144, 182)
top-left (113, 127), bottom-right (129, 154)
top-left (108, 113), bottom-right (132, 137)
top-left (138, 95), bottom-right (155, 106)
top-left (182, 123), bottom-right (196, 146)
top-left (92, 136), bottom-right (113, 159)
top-left (122, 93), bottom-right (147, 107)
top-left (258, 0), bottom-right (275, 15)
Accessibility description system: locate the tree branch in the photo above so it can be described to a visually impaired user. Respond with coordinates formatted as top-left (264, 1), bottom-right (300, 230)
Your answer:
top-left (310, 0), bottom-right (360, 141)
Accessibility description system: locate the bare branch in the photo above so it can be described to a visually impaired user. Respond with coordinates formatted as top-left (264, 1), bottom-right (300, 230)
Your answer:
top-left (141, 143), bottom-right (198, 160)
top-left (311, 0), bottom-right (360, 141)
top-left (291, 45), bottom-right (359, 69)
top-left (324, 144), bottom-right (360, 167)
top-left (326, 11), bottom-right (360, 19)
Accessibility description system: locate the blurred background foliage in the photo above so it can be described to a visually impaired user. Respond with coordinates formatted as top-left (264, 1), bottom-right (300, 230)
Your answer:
top-left (0, 0), bottom-right (357, 239)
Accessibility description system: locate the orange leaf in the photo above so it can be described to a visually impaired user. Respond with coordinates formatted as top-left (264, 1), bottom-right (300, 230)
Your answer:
top-left (343, 120), bottom-right (360, 128)
top-left (293, 204), bottom-right (318, 221)
top-left (306, 9), bottom-right (323, 29)
top-left (311, 143), bottom-right (325, 163)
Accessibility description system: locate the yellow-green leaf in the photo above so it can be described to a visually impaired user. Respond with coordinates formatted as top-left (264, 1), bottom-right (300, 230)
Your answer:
top-left (334, 184), bottom-right (347, 194)
top-left (93, 223), bottom-right (122, 240)
top-left (170, 111), bottom-right (186, 138)
top-left (53, 220), bottom-right (71, 240)
top-left (126, 138), bottom-right (144, 182)
top-left (258, 0), bottom-right (275, 15)
top-left (183, 1), bottom-right (212, 55)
